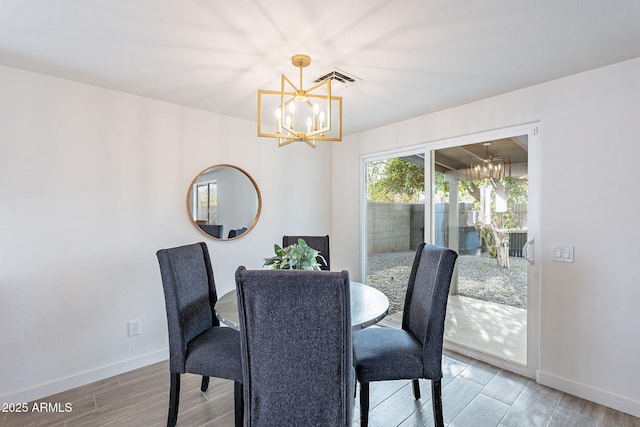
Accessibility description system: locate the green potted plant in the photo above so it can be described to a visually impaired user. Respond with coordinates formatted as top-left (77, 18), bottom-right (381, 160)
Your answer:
top-left (263, 238), bottom-right (327, 270)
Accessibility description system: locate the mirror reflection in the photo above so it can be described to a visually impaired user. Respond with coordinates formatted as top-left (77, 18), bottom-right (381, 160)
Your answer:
top-left (187, 164), bottom-right (262, 240)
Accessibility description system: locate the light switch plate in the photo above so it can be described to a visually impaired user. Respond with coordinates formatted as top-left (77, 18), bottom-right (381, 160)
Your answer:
top-left (551, 245), bottom-right (574, 263)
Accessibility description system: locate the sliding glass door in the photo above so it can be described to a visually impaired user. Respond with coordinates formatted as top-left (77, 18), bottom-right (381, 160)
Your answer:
top-left (430, 124), bottom-right (539, 377)
top-left (361, 124), bottom-right (540, 378)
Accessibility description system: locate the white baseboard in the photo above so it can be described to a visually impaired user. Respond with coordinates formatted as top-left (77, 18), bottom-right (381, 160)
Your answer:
top-left (537, 370), bottom-right (640, 418)
top-left (0, 349), bottom-right (169, 405)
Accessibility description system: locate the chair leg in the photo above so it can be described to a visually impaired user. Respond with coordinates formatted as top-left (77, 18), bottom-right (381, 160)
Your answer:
top-left (412, 379), bottom-right (421, 399)
top-left (168, 372), bottom-right (180, 427)
top-left (234, 381), bottom-right (243, 427)
top-left (431, 379), bottom-right (444, 427)
top-left (359, 382), bottom-right (370, 427)
top-left (200, 376), bottom-right (210, 392)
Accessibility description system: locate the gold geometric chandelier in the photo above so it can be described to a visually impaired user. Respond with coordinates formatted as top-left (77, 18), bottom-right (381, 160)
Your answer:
top-left (257, 54), bottom-right (342, 148)
top-left (466, 142), bottom-right (511, 179)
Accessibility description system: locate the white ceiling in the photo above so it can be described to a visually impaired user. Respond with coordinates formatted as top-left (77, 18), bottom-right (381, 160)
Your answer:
top-left (2, 0), bottom-right (640, 136)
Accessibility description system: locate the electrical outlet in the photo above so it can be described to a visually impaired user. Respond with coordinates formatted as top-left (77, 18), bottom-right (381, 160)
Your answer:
top-left (128, 319), bottom-right (141, 336)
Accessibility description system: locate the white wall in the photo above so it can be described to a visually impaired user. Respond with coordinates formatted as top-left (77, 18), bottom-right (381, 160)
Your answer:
top-left (0, 64), bottom-right (332, 403)
top-left (332, 57), bottom-right (640, 416)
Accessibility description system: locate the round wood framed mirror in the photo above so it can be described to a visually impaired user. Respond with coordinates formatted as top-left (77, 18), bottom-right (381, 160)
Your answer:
top-left (187, 164), bottom-right (262, 240)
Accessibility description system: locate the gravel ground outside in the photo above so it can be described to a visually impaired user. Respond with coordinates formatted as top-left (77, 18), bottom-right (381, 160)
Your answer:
top-left (367, 251), bottom-right (527, 315)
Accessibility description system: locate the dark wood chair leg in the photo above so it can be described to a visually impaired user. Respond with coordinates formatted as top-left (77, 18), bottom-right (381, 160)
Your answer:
top-left (234, 381), bottom-right (243, 427)
top-left (412, 379), bottom-right (421, 399)
top-left (431, 379), bottom-right (444, 427)
top-left (359, 382), bottom-right (370, 427)
top-left (200, 376), bottom-right (210, 392)
top-left (168, 372), bottom-right (180, 427)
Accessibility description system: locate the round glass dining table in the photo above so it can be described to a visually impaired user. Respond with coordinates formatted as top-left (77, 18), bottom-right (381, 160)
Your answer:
top-left (214, 281), bottom-right (389, 331)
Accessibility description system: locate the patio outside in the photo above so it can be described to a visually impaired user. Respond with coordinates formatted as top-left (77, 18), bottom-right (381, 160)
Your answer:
top-left (365, 145), bottom-right (529, 317)
top-left (367, 249), bottom-right (529, 364)
top-left (367, 251), bottom-right (527, 316)
top-left (364, 139), bottom-right (529, 364)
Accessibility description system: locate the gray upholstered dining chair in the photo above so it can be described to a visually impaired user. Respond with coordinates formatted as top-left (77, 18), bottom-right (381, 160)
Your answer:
top-left (235, 267), bottom-right (353, 426)
top-left (198, 224), bottom-right (224, 238)
top-left (282, 234), bottom-right (330, 270)
top-left (353, 243), bottom-right (458, 427)
top-left (156, 242), bottom-right (242, 427)
top-left (228, 227), bottom-right (248, 239)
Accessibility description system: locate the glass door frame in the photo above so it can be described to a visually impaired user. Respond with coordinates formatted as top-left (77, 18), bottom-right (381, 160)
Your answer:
top-left (360, 144), bottom-right (428, 288)
top-left (426, 123), bottom-right (541, 379)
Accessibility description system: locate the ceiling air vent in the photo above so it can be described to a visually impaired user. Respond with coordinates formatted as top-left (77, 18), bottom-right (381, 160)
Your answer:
top-left (312, 68), bottom-right (362, 90)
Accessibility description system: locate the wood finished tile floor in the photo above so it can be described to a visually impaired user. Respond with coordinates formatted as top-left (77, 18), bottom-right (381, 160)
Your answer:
top-left (3, 350), bottom-right (639, 427)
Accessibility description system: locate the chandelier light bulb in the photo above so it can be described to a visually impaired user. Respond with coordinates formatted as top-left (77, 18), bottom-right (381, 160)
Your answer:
top-left (287, 102), bottom-right (295, 130)
top-left (275, 107), bottom-right (282, 133)
top-left (312, 103), bottom-right (319, 130)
